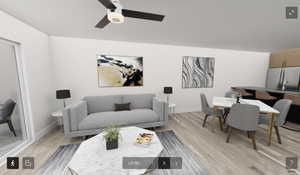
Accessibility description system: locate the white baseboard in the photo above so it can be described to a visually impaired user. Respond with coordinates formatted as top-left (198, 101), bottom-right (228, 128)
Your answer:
top-left (34, 121), bottom-right (58, 141)
top-left (0, 140), bottom-right (33, 167)
top-left (0, 122), bottom-right (58, 167)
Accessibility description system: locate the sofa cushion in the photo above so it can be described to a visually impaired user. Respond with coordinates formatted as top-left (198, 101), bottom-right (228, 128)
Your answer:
top-left (122, 94), bottom-right (154, 109)
top-left (78, 109), bottom-right (159, 130)
top-left (83, 95), bottom-right (122, 113)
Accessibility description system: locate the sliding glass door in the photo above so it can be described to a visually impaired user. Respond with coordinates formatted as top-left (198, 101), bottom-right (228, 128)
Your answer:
top-left (0, 39), bottom-right (28, 157)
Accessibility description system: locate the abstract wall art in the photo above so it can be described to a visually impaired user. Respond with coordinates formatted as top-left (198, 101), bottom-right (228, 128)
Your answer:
top-left (182, 56), bottom-right (215, 88)
top-left (97, 55), bottom-right (143, 87)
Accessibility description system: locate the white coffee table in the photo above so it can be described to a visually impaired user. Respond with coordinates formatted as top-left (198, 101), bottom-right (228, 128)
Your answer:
top-left (67, 126), bottom-right (163, 175)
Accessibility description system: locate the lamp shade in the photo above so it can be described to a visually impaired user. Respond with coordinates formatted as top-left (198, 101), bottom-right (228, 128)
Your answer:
top-left (164, 87), bottom-right (173, 94)
top-left (56, 89), bottom-right (71, 99)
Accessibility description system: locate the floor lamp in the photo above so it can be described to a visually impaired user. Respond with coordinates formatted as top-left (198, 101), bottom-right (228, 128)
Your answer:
top-left (56, 89), bottom-right (71, 108)
top-left (164, 87), bottom-right (173, 104)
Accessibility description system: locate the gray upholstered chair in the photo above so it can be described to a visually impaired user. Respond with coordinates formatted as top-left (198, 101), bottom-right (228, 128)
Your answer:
top-left (225, 90), bottom-right (240, 98)
top-left (201, 93), bottom-right (223, 131)
top-left (0, 99), bottom-right (17, 136)
top-left (226, 103), bottom-right (259, 150)
top-left (232, 88), bottom-right (252, 98)
top-left (258, 99), bottom-right (292, 144)
top-left (223, 90), bottom-right (241, 123)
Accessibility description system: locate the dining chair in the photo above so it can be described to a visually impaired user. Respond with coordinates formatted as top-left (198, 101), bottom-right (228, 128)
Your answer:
top-left (222, 90), bottom-right (241, 123)
top-left (200, 93), bottom-right (223, 130)
top-left (0, 99), bottom-right (17, 136)
top-left (258, 99), bottom-right (292, 144)
top-left (225, 90), bottom-right (240, 98)
top-left (232, 88), bottom-right (252, 98)
top-left (226, 103), bottom-right (259, 150)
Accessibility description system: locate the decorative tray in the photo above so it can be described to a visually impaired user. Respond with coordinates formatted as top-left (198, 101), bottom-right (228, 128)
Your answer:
top-left (134, 133), bottom-right (154, 147)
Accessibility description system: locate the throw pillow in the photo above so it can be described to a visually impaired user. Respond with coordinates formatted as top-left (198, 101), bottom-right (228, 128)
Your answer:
top-left (114, 103), bottom-right (131, 111)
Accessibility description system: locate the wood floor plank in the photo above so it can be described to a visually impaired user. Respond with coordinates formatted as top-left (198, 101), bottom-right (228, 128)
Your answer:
top-left (0, 112), bottom-right (299, 175)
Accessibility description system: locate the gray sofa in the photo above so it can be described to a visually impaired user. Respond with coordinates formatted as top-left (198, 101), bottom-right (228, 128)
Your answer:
top-left (62, 94), bottom-right (168, 137)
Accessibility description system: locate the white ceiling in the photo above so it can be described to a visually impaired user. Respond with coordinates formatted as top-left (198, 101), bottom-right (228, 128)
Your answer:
top-left (0, 0), bottom-right (300, 52)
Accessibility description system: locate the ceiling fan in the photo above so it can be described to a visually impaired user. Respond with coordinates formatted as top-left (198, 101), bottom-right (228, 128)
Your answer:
top-left (95, 0), bottom-right (165, 29)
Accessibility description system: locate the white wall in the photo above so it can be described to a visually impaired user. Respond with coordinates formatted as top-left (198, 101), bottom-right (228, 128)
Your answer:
top-left (50, 36), bottom-right (270, 112)
top-left (0, 10), bottom-right (57, 139)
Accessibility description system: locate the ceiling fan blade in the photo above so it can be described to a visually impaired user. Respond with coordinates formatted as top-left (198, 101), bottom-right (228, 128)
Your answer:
top-left (122, 9), bottom-right (164, 21)
top-left (95, 15), bottom-right (110, 28)
top-left (98, 0), bottom-right (116, 10)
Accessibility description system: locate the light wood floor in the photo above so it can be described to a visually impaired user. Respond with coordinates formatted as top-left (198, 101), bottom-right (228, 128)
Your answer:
top-left (0, 112), bottom-right (299, 175)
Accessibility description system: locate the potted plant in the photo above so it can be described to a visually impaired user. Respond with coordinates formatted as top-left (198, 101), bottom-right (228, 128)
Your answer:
top-left (103, 125), bottom-right (120, 150)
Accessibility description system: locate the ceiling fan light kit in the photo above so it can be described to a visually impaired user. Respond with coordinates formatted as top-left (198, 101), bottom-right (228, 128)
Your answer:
top-left (108, 11), bottom-right (124, 23)
top-left (96, 0), bottom-right (165, 28)
top-left (107, 0), bottom-right (124, 24)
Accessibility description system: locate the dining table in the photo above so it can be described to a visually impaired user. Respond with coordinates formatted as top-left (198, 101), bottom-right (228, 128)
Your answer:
top-left (212, 97), bottom-right (280, 146)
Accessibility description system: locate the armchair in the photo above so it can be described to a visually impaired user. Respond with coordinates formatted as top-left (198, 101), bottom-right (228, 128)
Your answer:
top-left (0, 99), bottom-right (17, 136)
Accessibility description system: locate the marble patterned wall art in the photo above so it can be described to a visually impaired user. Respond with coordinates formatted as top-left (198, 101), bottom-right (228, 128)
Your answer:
top-left (182, 56), bottom-right (215, 88)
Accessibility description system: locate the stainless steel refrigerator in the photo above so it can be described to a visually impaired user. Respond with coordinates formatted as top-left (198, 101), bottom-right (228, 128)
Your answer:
top-left (266, 67), bottom-right (300, 91)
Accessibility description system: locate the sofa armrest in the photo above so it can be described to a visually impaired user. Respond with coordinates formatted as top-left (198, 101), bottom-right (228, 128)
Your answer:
top-left (63, 101), bottom-right (87, 134)
top-left (153, 98), bottom-right (168, 122)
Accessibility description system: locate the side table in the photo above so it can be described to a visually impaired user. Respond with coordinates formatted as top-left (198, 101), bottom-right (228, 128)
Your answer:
top-left (51, 110), bottom-right (63, 129)
top-left (169, 103), bottom-right (176, 113)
